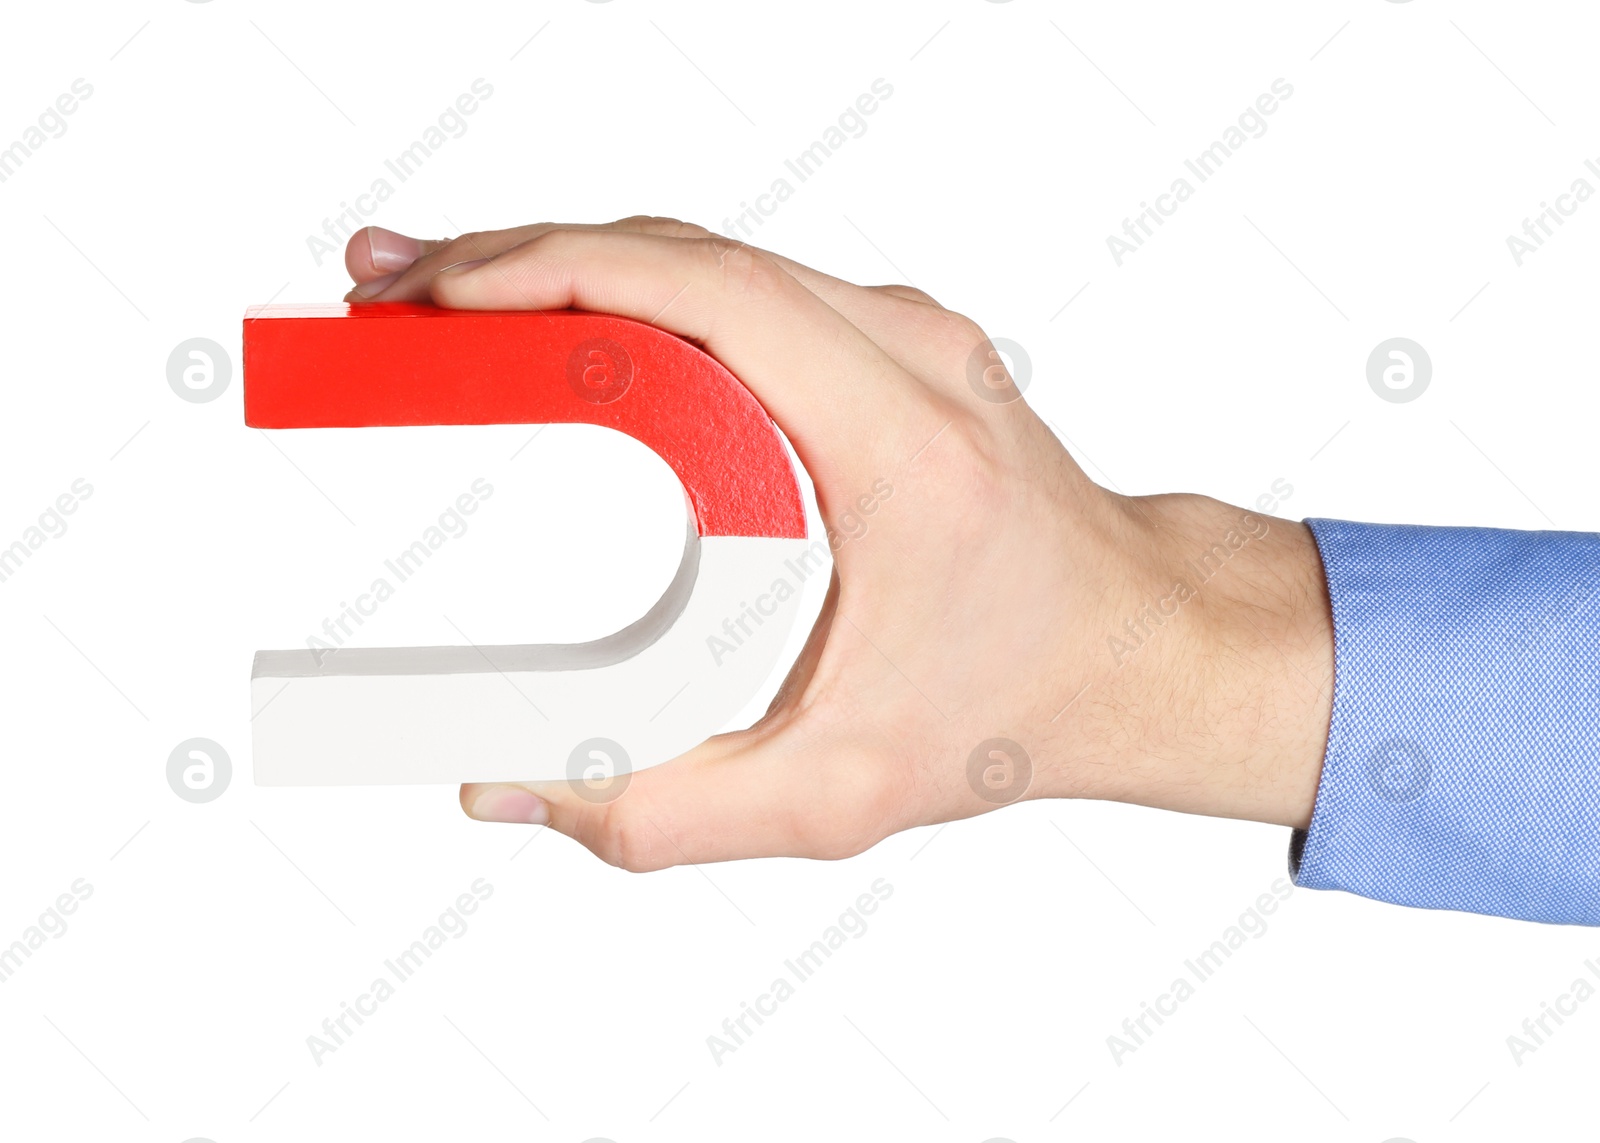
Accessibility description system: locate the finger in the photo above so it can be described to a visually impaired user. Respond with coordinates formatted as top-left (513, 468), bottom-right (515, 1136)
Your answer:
top-left (630, 237), bottom-right (979, 394)
top-left (349, 216), bottom-right (933, 343)
top-left (350, 217), bottom-right (707, 303)
top-left (351, 218), bottom-right (977, 392)
top-left (459, 721), bottom-right (906, 870)
top-left (427, 228), bottom-right (926, 486)
top-left (609, 226), bottom-right (967, 386)
top-left (344, 226), bottom-right (450, 282)
top-left (871, 284), bottom-right (942, 306)
top-left (752, 265), bottom-right (981, 390)
top-left (350, 217), bottom-right (930, 342)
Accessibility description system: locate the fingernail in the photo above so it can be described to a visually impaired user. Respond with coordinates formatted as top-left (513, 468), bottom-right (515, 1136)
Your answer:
top-left (366, 226), bottom-right (426, 273)
top-left (351, 269), bottom-right (402, 298)
top-left (470, 786), bottom-right (550, 825)
top-left (437, 258), bottom-right (488, 275)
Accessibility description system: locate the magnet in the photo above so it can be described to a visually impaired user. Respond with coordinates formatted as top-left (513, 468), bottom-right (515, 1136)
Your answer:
top-left (244, 303), bottom-right (817, 786)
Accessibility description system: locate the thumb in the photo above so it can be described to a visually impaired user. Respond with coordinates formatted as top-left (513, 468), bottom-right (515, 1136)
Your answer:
top-left (460, 723), bottom-right (903, 871)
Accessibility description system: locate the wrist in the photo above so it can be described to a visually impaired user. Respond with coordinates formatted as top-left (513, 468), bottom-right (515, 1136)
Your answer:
top-left (1054, 493), bottom-right (1334, 828)
top-left (1191, 502), bottom-right (1334, 827)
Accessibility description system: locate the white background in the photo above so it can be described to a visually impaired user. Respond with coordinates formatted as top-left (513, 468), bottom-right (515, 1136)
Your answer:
top-left (1, 1), bottom-right (1596, 1140)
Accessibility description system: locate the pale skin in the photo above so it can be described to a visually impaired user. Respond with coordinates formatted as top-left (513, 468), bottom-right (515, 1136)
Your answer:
top-left (341, 217), bottom-right (1336, 871)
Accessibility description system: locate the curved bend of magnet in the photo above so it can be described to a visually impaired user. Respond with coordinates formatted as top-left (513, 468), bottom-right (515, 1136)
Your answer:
top-left (243, 302), bottom-right (814, 786)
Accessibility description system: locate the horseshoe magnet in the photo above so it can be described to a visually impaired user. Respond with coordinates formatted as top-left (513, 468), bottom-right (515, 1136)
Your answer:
top-left (244, 302), bottom-right (817, 786)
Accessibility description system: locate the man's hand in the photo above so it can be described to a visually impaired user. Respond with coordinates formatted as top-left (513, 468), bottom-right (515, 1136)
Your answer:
top-left (342, 218), bottom-right (1335, 870)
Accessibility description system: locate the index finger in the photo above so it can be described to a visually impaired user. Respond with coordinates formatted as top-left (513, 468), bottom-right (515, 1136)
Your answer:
top-left (430, 228), bottom-right (929, 491)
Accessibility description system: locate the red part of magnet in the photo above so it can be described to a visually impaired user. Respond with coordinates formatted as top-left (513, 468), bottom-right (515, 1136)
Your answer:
top-left (242, 303), bottom-right (806, 539)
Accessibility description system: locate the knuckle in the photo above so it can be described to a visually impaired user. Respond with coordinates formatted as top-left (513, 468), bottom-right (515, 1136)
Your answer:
top-left (704, 240), bottom-right (787, 302)
top-left (876, 283), bottom-right (940, 307)
top-left (934, 308), bottom-right (990, 353)
top-left (896, 302), bottom-right (990, 366)
top-left (673, 220), bottom-right (715, 240)
top-left (587, 802), bottom-right (662, 873)
top-left (911, 409), bottom-right (1009, 517)
top-left (516, 227), bottom-right (583, 265)
top-left (933, 311), bottom-right (1013, 398)
top-left (945, 410), bottom-right (1008, 474)
top-left (797, 757), bottom-right (903, 860)
top-left (623, 215), bottom-right (714, 240)
top-left (442, 230), bottom-right (495, 261)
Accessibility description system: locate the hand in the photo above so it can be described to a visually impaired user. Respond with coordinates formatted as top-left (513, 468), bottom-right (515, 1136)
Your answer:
top-left (342, 218), bottom-right (1335, 870)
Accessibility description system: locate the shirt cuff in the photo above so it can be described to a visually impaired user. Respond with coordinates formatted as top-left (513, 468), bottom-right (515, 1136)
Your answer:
top-left (1291, 518), bottom-right (1600, 925)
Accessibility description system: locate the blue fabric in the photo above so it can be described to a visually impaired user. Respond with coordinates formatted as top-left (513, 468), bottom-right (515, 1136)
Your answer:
top-left (1292, 518), bottom-right (1600, 925)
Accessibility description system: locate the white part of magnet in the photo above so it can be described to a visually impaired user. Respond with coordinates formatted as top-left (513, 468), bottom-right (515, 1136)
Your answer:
top-left (250, 525), bottom-right (823, 785)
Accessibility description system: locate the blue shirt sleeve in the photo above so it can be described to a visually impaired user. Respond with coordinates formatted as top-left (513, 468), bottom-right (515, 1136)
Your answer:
top-left (1291, 518), bottom-right (1600, 925)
